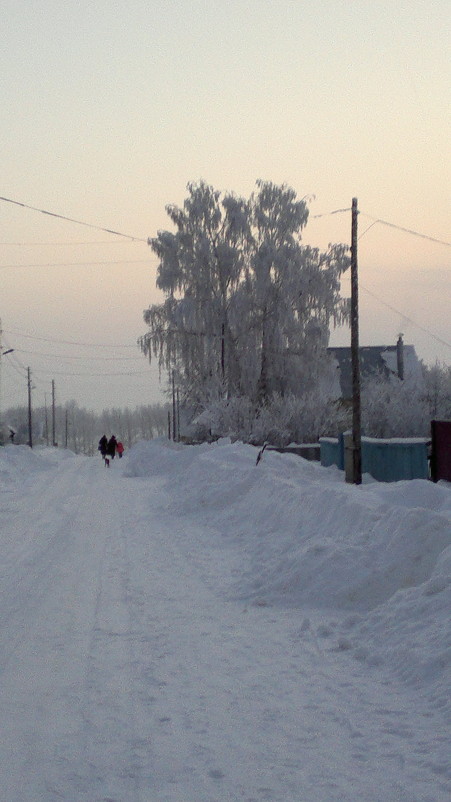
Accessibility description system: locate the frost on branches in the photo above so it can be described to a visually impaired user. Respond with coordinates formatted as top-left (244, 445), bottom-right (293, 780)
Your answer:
top-left (140, 180), bottom-right (350, 442)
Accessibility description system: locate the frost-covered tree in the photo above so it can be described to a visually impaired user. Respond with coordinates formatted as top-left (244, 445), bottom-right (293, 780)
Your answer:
top-left (141, 180), bottom-right (350, 417)
top-left (361, 371), bottom-right (430, 438)
top-left (141, 181), bottom-right (249, 405)
top-left (244, 181), bottom-right (349, 403)
top-left (423, 361), bottom-right (451, 419)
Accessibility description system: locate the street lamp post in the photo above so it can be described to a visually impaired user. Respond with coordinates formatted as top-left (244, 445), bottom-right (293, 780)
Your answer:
top-left (0, 347), bottom-right (15, 444)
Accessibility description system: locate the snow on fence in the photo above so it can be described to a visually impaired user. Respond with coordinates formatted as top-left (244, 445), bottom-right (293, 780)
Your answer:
top-left (267, 444), bottom-right (320, 461)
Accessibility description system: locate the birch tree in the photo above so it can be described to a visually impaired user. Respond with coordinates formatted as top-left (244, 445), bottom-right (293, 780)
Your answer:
top-left (140, 180), bottom-right (350, 411)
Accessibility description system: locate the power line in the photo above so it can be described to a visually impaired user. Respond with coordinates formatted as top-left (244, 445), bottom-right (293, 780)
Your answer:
top-left (3, 193), bottom-right (449, 249)
top-left (2, 354), bottom-right (27, 380)
top-left (0, 259), bottom-right (153, 270)
top-left (308, 207), bottom-right (450, 247)
top-left (31, 367), bottom-right (152, 377)
top-left (4, 328), bottom-right (137, 349)
top-left (0, 196), bottom-right (148, 242)
top-left (358, 284), bottom-right (451, 350)
top-left (359, 213), bottom-right (451, 247)
top-left (310, 207), bottom-right (352, 218)
top-left (13, 348), bottom-right (142, 362)
top-left (0, 240), bottom-right (143, 246)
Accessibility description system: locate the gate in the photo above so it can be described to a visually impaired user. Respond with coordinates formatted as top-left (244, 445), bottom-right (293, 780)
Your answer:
top-left (431, 420), bottom-right (451, 482)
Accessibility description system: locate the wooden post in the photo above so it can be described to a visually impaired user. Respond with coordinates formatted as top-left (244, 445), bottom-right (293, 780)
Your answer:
top-left (176, 387), bottom-right (180, 442)
top-left (350, 197), bottom-right (362, 484)
top-left (27, 367), bottom-right (33, 449)
top-left (221, 322), bottom-right (225, 382)
top-left (172, 370), bottom-right (177, 442)
top-left (44, 394), bottom-right (49, 445)
top-left (52, 379), bottom-right (57, 447)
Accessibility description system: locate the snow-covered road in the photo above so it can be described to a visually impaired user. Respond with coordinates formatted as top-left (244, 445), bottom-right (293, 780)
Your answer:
top-left (0, 442), bottom-right (449, 801)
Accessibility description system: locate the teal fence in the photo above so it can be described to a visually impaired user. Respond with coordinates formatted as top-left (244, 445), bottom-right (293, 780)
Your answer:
top-left (320, 435), bottom-right (430, 482)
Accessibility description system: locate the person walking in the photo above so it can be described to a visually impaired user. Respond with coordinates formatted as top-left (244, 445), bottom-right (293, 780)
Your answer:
top-left (116, 440), bottom-right (124, 458)
top-left (98, 434), bottom-right (110, 466)
top-left (107, 435), bottom-right (117, 460)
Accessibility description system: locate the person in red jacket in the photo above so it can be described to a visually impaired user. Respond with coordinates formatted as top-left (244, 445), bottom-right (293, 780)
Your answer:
top-left (116, 440), bottom-right (124, 458)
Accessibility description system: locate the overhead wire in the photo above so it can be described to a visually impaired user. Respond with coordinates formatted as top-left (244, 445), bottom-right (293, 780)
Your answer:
top-left (4, 328), bottom-right (137, 349)
top-left (358, 213), bottom-right (451, 247)
top-left (13, 347), bottom-right (144, 361)
top-left (357, 284), bottom-right (451, 351)
top-left (2, 196), bottom-right (449, 399)
top-left (30, 367), bottom-right (152, 377)
top-left (0, 240), bottom-right (144, 246)
top-left (0, 196), bottom-right (148, 242)
top-left (310, 207), bottom-right (352, 218)
top-left (0, 259), bottom-right (154, 270)
top-left (1, 193), bottom-right (448, 249)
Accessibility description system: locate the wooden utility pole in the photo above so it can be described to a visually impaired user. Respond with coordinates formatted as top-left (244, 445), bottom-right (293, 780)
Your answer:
top-left (27, 367), bottom-right (33, 448)
top-left (52, 379), bottom-right (56, 446)
top-left (176, 387), bottom-right (180, 442)
top-left (350, 197), bottom-right (362, 484)
top-left (221, 322), bottom-right (225, 381)
top-left (44, 394), bottom-right (49, 446)
top-left (172, 370), bottom-right (177, 442)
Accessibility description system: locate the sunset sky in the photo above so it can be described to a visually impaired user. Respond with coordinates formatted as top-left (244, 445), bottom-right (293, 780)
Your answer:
top-left (1, 0), bottom-right (450, 413)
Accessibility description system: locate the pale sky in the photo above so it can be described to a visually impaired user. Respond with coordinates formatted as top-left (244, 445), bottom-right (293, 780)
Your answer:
top-left (1, 0), bottom-right (450, 414)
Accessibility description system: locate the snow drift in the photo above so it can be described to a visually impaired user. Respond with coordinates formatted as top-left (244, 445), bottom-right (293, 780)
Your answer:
top-left (125, 438), bottom-right (451, 720)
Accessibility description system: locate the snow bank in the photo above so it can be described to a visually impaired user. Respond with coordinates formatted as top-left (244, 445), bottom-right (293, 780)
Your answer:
top-left (125, 438), bottom-right (451, 718)
top-left (0, 444), bottom-right (54, 487)
top-left (0, 444), bottom-right (80, 487)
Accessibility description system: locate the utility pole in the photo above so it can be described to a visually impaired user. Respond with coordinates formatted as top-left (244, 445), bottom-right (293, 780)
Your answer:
top-left (27, 367), bottom-right (33, 448)
top-left (0, 318), bottom-right (14, 441)
top-left (221, 322), bottom-right (225, 382)
top-left (52, 379), bottom-right (56, 446)
top-left (349, 197), bottom-right (362, 484)
top-left (0, 319), bottom-right (2, 435)
top-left (44, 394), bottom-right (49, 445)
top-left (176, 387), bottom-right (180, 442)
top-left (172, 370), bottom-right (177, 442)
top-left (65, 408), bottom-right (69, 448)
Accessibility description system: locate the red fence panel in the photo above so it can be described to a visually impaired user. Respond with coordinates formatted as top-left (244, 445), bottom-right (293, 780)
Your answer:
top-left (431, 420), bottom-right (451, 482)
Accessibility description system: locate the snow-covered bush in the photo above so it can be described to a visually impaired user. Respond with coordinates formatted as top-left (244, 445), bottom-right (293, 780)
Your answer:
top-left (191, 397), bottom-right (256, 443)
top-left (250, 393), bottom-right (350, 445)
top-left (423, 361), bottom-right (451, 420)
top-left (190, 391), bottom-right (350, 446)
top-left (361, 371), bottom-right (430, 438)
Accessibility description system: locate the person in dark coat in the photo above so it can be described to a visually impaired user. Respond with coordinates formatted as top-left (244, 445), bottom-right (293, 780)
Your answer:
top-left (98, 435), bottom-right (108, 457)
top-left (107, 435), bottom-right (117, 459)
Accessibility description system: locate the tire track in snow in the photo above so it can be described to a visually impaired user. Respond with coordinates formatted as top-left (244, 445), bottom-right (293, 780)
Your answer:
top-left (0, 457), bottom-right (142, 801)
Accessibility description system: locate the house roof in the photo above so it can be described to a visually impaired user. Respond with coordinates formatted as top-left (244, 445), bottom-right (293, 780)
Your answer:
top-left (327, 344), bottom-right (420, 399)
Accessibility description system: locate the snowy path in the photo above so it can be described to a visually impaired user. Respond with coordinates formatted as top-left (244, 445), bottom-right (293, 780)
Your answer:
top-left (0, 448), bottom-right (449, 801)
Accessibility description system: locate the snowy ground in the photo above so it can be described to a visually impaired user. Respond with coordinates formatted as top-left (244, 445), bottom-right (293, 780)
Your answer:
top-left (0, 439), bottom-right (450, 802)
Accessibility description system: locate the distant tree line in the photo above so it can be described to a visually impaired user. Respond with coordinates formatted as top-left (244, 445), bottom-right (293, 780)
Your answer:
top-left (1, 400), bottom-right (169, 454)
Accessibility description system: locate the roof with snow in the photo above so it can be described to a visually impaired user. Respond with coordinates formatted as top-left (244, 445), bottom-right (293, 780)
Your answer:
top-left (328, 343), bottom-right (421, 399)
